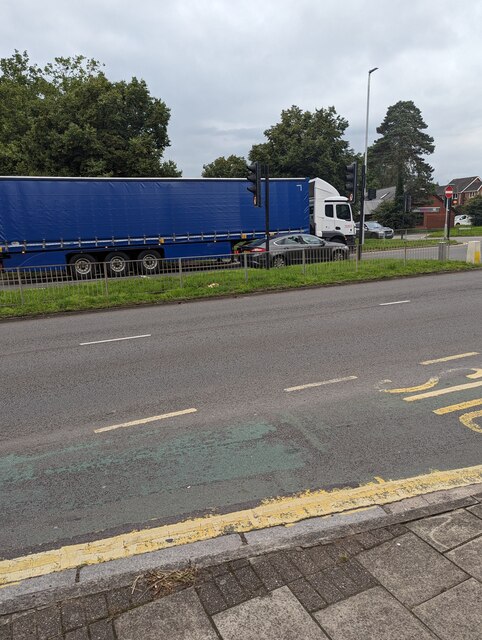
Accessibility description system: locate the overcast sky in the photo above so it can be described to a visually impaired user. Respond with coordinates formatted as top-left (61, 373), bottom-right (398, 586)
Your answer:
top-left (3, 0), bottom-right (481, 184)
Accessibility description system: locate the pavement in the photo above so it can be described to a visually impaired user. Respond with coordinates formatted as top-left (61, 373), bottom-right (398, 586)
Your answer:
top-left (1, 483), bottom-right (481, 639)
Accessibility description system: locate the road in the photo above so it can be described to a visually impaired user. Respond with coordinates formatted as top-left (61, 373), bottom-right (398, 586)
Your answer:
top-left (1, 271), bottom-right (482, 558)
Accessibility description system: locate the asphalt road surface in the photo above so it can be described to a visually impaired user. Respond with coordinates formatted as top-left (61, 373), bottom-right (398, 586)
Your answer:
top-left (1, 271), bottom-right (482, 557)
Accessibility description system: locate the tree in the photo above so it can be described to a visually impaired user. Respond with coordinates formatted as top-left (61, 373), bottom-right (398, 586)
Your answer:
top-left (0, 51), bottom-right (181, 177)
top-left (373, 199), bottom-right (418, 229)
top-left (202, 154), bottom-right (247, 177)
top-left (368, 100), bottom-right (434, 202)
top-left (460, 195), bottom-right (482, 226)
top-left (248, 105), bottom-right (354, 193)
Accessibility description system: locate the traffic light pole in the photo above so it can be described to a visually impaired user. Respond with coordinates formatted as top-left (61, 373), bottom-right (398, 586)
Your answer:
top-left (264, 164), bottom-right (270, 269)
top-left (357, 164), bottom-right (366, 260)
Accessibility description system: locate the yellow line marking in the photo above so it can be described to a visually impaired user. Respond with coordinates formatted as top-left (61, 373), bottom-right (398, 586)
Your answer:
top-left (383, 377), bottom-right (439, 394)
top-left (94, 408), bottom-right (197, 433)
top-left (1, 465), bottom-right (481, 587)
top-left (467, 368), bottom-right (482, 379)
top-left (420, 352), bottom-right (479, 365)
top-left (284, 376), bottom-right (357, 392)
top-left (434, 398), bottom-right (482, 415)
top-left (459, 411), bottom-right (482, 434)
top-left (404, 380), bottom-right (482, 402)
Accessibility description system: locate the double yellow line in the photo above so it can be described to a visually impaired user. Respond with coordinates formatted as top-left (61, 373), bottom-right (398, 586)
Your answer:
top-left (1, 465), bottom-right (481, 587)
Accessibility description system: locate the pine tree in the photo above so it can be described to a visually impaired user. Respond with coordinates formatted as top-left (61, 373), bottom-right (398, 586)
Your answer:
top-left (368, 100), bottom-right (434, 202)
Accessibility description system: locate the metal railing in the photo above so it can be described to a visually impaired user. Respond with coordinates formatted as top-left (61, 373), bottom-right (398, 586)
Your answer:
top-left (0, 241), bottom-right (454, 311)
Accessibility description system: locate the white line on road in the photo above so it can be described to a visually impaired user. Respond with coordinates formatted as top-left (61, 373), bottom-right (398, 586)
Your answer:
top-left (94, 408), bottom-right (197, 433)
top-left (284, 376), bottom-right (358, 393)
top-left (80, 334), bottom-right (151, 346)
top-left (379, 300), bottom-right (411, 306)
top-left (420, 352), bottom-right (479, 365)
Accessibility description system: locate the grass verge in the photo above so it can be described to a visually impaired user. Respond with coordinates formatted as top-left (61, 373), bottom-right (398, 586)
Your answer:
top-left (0, 259), bottom-right (479, 319)
top-left (363, 238), bottom-right (457, 250)
top-left (428, 226), bottom-right (482, 237)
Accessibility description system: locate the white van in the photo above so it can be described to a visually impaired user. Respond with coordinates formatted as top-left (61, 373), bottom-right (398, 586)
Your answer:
top-left (454, 214), bottom-right (473, 226)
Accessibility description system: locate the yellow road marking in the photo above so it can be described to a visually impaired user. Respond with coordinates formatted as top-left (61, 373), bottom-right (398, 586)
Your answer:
top-left (404, 380), bottom-right (482, 402)
top-left (420, 352), bottom-right (479, 365)
top-left (459, 411), bottom-right (482, 434)
top-left (94, 408), bottom-right (197, 433)
top-left (1, 465), bottom-right (481, 586)
top-left (467, 368), bottom-right (482, 379)
top-left (383, 377), bottom-right (439, 394)
top-left (434, 398), bottom-right (482, 415)
top-left (284, 376), bottom-right (357, 392)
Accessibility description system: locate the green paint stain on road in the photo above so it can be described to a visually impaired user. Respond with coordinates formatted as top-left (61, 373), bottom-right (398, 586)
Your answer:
top-left (0, 420), bottom-right (305, 516)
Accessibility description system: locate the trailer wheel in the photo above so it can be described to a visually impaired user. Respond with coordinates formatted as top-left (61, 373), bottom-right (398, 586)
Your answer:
top-left (68, 254), bottom-right (96, 279)
top-left (138, 250), bottom-right (162, 274)
top-left (105, 252), bottom-right (130, 277)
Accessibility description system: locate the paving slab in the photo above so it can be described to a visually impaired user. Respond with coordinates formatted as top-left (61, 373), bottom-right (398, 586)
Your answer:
top-left (406, 508), bottom-right (482, 551)
top-left (314, 586), bottom-right (434, 640)
top-left (413, 578), bottom-right (482, 640)
top-left (467, 503), bottom-right (482, 519)
top-left (114, 588), bottom-right (218, 640)
top-left (358, 532), bottom-right (466, 607)
top-left (212, 586), bottom-right (329, 639)
top-left (445, 535), bottom-right (482, 580)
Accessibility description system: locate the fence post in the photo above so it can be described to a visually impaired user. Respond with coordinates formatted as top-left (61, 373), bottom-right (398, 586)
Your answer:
top-left (355, 246), bottom-right (358, 272)
top-left (302, 247), bottom-right (306, 276)
top-left (243, 252), bottom-right (248, 283)
top-left (17, 268), bottom-right (24, 305)
top-left (103, 261), bottom-right (109, 296)
top-left (178, 258), bottom-right (183, 288)
top-left (438, 242), bottom-right (447, 261)
top-left (404, 241), bottom-right (407, 266)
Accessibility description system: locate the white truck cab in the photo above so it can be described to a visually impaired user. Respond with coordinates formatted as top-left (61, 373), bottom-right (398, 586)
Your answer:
top-left (309, 178), bottom-right (356, 246)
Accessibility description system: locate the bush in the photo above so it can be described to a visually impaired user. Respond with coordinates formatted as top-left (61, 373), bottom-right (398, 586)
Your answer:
top-left (461, 195), bottom-right (482, 226)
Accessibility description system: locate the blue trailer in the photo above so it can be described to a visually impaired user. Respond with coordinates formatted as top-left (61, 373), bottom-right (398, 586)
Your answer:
top-left (0, 176), bottom-right (310, 276)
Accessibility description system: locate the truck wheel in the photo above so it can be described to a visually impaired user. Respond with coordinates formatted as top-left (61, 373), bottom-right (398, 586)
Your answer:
top-left (68, 254), bottom-right (96, 279)
top-left (138, 250), bottom-right (162, 274)
top-left (105, 252), bottom-right (130, 277)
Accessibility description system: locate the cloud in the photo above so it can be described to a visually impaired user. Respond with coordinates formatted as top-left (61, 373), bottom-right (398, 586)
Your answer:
top-left (2, 0), bottom-right (481, 182)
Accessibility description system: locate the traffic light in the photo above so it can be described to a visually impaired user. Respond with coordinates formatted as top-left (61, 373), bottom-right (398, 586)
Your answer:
top-left (246, 161), bottom-right (261, 207)
top-left (345, 162), bottom-right (358, 202)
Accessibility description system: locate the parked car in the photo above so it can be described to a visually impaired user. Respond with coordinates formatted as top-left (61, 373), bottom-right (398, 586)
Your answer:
top-left (237, 233), bottom-right (349, 267)
top-left (454, 214), bottom-right (473, 226)
top-left (355, 221), bottom-right (394, 239)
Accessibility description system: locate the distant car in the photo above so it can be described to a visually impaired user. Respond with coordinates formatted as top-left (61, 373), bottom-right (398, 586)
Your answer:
top-left (454, 214), bottom-right (473, 226)
top-left (237, 233), bottom-right (349, 267)
top-left (355, 221), bottom-right (394, 239)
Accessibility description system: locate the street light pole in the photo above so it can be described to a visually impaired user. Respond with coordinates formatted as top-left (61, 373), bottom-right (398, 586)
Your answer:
top-left (358, 67), bottom-right (378, 260)
top-left (364, 67), bottom-right (378, 176)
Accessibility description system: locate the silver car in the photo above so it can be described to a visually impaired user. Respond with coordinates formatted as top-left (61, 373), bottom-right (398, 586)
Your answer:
top-left (239, 233), bottom-right (349, 267)
top-left (357, 221), bottom-right (394, 239)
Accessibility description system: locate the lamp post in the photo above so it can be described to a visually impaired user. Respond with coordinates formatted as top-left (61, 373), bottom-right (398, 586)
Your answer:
top-left (358, 67), bottom-right (378, 259)
top-left (364, 67), bottom-right (378, 177)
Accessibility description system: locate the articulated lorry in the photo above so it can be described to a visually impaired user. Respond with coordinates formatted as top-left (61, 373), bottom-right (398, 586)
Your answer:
top-left (0, 176), bottom-right (355, 276)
